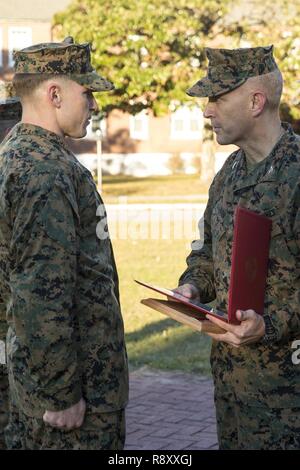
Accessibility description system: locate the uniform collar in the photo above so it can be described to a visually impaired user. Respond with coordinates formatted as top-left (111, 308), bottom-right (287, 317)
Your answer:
top-left (232, 122), bottom-right (296, 193)
top-left (11, 122), bottom-right (71, 153)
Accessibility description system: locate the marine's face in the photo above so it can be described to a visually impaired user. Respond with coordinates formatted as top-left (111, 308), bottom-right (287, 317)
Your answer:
top-left (58, 80), bottom-right (98, 139)
top-left (203, 84), bottom-right (251, 146)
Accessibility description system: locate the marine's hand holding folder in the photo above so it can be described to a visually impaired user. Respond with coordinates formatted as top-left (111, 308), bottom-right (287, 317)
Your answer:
top-left (205, 308), bottom-right (266, 346)
top-left (135, 279), bottom-right (227, 334)
top-left (136, 206), bottom-right (272, 340)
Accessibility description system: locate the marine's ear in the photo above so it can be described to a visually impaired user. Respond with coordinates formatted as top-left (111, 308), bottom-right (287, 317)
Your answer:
top-left (250, 90), bottom-right (267, 117)
top-left (46, 81), bottom-right (63, 109)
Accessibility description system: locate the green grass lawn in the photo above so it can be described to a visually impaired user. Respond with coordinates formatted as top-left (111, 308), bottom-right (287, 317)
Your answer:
top-left (102, 174), bottom-right (212, 376)
top-left (113, 234), bottom-right (212, 376)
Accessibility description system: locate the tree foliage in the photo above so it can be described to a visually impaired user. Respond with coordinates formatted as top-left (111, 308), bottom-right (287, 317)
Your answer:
top-left (53, 0), bottom-right (229, 116)
top-left (220, 0), bottom-right (300, 125)
top-left (53, 0), bottom-right (300, 126)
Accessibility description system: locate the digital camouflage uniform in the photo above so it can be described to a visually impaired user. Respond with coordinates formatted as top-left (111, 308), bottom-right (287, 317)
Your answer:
top-left (0, 82), bottom-right (22, 450)
top-left (180, 46), bottom-right (300, 449)
top-left (0, 39), bottom-right (128, 450)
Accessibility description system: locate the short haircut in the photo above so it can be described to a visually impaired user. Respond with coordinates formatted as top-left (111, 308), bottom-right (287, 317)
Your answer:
top-left (13, 73), bottom-right (64, 99)
top-left (247, 68), bottom-right (283, 111)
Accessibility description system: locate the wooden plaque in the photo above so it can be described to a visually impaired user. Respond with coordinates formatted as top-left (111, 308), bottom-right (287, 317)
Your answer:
top-left (141, 298), bottom-right (226, 334)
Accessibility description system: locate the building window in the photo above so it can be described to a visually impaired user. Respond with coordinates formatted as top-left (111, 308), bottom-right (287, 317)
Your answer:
top-left (170, 106), bottom-right (203, 140)
top-left (129, 111), bottom-right (149, 140)
top-left (0, 28), bottom-right (3, 67)
top-left (8, 27), bottom-right (32, 67)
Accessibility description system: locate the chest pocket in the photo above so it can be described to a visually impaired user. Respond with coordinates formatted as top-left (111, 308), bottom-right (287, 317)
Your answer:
top-left (38, 173), bottom-right (80, 254)
top-left (211, 196), bottom-right (233, 250)
top-left (79, 191), bottom-right (108, 242)
top-left (270, 217), bottom-right (299, 260)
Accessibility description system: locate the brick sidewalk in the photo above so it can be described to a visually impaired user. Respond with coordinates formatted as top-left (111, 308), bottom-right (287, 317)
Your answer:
top-left (125, 368), bottom-right (218, 450)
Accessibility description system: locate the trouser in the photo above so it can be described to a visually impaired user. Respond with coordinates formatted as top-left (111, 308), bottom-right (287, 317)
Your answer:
top-left (215, 396), bottom-right (300, 450)
top-left (5, 404), bottom-right (126, 450)
top-left (0, 364), bottom-right (9, 449)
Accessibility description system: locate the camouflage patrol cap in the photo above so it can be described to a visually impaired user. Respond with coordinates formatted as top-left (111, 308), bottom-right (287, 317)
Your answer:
top-left (0, 81), bottom-right (22, 120)
top-left (13, 37), bottom-right (114, 92)
top-left (187, 45), bottom-right (278, 98)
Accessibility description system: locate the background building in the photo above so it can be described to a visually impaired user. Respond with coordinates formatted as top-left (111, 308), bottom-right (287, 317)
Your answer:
top-left (0, 0), bottom-right (71, 80)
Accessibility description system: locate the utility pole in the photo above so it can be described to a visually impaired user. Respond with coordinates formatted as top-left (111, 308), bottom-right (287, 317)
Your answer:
top-left (200, 122), bottom-right (215, 186)
top-left (92, 112), bottom-right (104, 193)
top-left (96, 129), bottom-right (102, 193)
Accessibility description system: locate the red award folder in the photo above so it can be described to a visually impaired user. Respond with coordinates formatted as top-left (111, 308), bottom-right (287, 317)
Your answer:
top-left (136, 205), bottom-right (272, 325)
top-left (135, 279), bottom-right (228, 322)
top-left (228, 205), bottom-right (272, 323)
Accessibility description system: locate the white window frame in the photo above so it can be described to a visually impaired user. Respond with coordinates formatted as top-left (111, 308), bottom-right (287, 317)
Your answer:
top-left (129, 110), bottom-right (149, 140)
top-left (170, 106), bottom-right (203, 140)
top-left (0, 28), bottom-right (3, 67)
top-left (8, 27), bottom-right (32, 67)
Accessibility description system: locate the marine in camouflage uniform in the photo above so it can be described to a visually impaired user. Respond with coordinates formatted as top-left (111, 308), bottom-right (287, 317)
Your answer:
top-left (0, 82), bottom-right (22, 449)
top-left (179, 46), bottom-right (300, 449)
top-left (0, 38), bottom-right (128, 450)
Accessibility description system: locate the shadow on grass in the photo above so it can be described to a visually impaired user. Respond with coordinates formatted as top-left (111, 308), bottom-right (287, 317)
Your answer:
top-left (126, 317), bottom-right (212, 375)
top-left (126, 317), bottom-right (181, 343)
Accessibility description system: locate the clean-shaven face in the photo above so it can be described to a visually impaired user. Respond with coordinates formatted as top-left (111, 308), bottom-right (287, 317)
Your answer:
top-left (58, 80), bottom-right (98, 139)
top-left (203, 84), bottom-right (252, 146)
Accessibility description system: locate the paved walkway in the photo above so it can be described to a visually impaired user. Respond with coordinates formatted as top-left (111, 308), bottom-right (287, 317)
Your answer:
top-left (125, 368), bottom-right (218, 450)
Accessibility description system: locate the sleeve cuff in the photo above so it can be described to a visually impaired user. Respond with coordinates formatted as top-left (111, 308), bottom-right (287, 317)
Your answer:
top-left (261, 314), bottom-right (278, 345)
top-left (37, 381), bottom-right (82, 412)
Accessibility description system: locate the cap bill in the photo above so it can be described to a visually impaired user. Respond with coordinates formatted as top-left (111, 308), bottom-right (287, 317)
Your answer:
top-left (70, 71), bottom-right (115, 92)
top-left (186, 76), bottom-right (247, 98)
